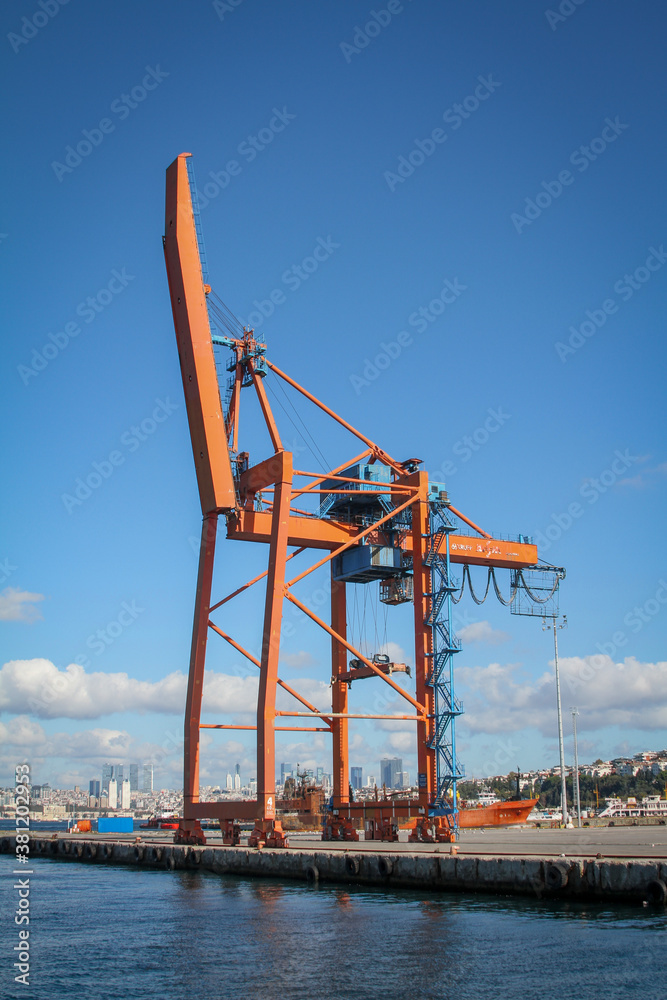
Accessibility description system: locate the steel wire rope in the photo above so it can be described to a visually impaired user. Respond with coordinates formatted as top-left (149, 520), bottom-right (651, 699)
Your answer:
top-left (382, 597), bottom-right (389, 652)
top-left (515, 569), bottom-right (560, 604)
top-left (450, 560), bottom-right (560, 609)
top-left (490, 567), bottom-right (520, 606)
top-left (360, 587), bottom-right (368, 659)
top-left (349, 585), bottom-right (360, 655)
top-left (208, 301), bottom-right (240, 338)
top-left (271, 372), bottom-right (331, 472)
top-left (370, 581), bottom-right (379, 655)
top-left (209, 291), bottom-right (244, 336)
top-left (264, 381), bottom-right (326, 480)
top-left (466, 565), bottom-right (493, 605)
top-left (451, 572), bottom-right (467, 604)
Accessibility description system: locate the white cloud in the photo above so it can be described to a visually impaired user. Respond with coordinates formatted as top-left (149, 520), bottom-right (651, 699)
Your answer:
top-left (279, 650), bottom-right (317, 669)
top-left (377, 641), bottom-right (410, 665)
top-left (458, 655), bottom-right (667, 736)
top-left (0, 716), bottom-right (186, 788)
top-left (387, 732), bottom-right (414, 752)
top-left (0, 659), bottom-right (189, 719)
top-left (617, 460), bottom-right (667, 489)
top-left (0, 587), bottom-right (45, 623)
top-left (457, 620), bottom-right (510, 645)
top-left (0, 658), bottom-right (331, 721)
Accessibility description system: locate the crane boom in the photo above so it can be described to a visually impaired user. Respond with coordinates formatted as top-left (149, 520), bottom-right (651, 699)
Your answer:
top-left (164, 152), bottom-right (237, 514)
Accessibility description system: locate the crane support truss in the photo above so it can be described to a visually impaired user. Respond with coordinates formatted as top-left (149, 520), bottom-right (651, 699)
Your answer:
top-left (163, 152), bottom-right (562, 846)
top-left (425, 503), bottom-right (464, 824)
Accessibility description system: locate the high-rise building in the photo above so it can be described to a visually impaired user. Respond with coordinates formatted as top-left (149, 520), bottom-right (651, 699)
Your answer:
top-left (233, 772), bottom-right (241, 791)
top-left (280, 763), bottom-right (293, 783)
top-left (89, 780), bottom-right (100, 798)
top-left (226, 773), bottom-right (233, 791)
top-left (380, 757), bottom-right (403, 789)
top-left (235, 762), bottom-right (241, 777)
top-left (121, 779), bottom-right (131, 810)
top-left (367, 775), bottom-right (376, 788)
top-left (129, 764), bottom-right (139, 791)
top-left (350, 767), bottom-right (363, 790)
top-left (108, 778), bottom-right (118, 810)
top-left (103, 763), bottom-right (124, 793)
top-left (142, 764), bottom-right (153, 793)
top-left (316, 766), bottom-right (324, 783)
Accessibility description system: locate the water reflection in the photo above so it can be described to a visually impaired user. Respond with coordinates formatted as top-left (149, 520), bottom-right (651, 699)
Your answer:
top-left (4, 857), bottom-right (665, 1000)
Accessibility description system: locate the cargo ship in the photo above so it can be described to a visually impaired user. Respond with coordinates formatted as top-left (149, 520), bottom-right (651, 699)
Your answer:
top-left (458, 793), bottom-right (539, 828)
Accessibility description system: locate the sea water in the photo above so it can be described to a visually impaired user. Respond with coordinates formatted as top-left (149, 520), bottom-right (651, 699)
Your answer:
top-left (2, 854), bottom-right (664, 1000)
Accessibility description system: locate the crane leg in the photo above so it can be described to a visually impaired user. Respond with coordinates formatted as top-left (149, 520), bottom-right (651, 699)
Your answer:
top-left (177, 513), bottom-right (217, 845)
top-left (250, 450), bottom-right (293, 849)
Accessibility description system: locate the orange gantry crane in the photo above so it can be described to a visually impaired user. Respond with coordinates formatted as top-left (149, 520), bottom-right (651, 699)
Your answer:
top-left (163, 152), bottom-right (563, 847)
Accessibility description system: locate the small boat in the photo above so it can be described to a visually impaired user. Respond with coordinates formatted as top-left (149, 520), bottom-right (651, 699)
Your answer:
top-left (140, 815), bottom-right (180, 830)
top-left (599, 795), bottom-right (667, 819)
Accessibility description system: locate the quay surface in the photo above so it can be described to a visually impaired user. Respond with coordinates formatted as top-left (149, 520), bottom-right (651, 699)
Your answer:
top-left (3, 826), bottom-right (666, 905)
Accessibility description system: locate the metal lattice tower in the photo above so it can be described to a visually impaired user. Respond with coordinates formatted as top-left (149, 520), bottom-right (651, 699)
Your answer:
top-left (425, 502), bottom-right (464, 819)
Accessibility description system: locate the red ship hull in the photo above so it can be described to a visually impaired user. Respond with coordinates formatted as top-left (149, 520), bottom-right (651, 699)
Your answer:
top-left (458, 798), bottom-right (538, 828)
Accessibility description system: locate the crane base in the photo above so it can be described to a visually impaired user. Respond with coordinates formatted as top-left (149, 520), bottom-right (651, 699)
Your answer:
top-left (174, 820), bottom-right (207, 846)
top-left (248, 820), bottom-right (289, 849)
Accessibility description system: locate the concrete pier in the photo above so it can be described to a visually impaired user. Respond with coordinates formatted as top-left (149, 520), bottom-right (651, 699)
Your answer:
top-left (2, 830), bottom-right (666, 905)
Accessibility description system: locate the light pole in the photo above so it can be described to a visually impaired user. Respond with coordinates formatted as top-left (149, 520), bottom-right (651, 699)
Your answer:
top-left (543, 615), bottom-right (568, 826)
top-left (571, 707), bottom-right (582, 827)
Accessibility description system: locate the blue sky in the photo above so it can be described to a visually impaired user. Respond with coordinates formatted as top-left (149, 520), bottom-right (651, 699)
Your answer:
top-left (1, 0), bottom-right (666, 790)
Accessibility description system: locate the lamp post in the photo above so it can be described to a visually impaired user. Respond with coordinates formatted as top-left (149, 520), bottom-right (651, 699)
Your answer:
top-left (543, 615), bottom-right (568, 827)
top-left (571, 707), bottom-right (582, 828)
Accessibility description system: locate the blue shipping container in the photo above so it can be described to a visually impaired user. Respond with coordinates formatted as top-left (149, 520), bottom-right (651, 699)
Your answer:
top-left (98, 817), bottom-right (134, 833)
